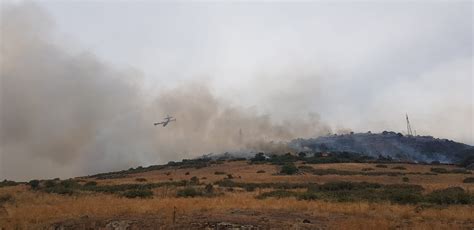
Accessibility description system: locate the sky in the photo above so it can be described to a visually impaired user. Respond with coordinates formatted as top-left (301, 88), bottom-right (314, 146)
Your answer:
top-left (1, 0), bottom-right (473, 180)
top-left (41, 1), bottom-right (473, 136)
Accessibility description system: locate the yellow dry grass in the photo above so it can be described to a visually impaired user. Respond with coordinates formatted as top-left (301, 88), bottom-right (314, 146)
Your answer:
top-left (1, 185), bottom-right (473, 229)
top-left (1, 161), bottom-right (473, 229)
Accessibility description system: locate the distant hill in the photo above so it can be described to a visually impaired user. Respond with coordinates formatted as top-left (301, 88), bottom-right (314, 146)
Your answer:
top-left (288, 131), bottom-right (474, 163)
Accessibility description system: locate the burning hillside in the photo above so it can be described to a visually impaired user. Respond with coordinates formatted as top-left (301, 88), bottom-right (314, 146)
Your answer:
top-left (289, 131), bottom-right (474, 163)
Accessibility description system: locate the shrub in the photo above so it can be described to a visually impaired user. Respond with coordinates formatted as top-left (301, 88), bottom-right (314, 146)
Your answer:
top-left (0, 194), bottom-right (13, 205)
top-left (122, 189), bottom-right (153, 198)
top-left (362, 168), bottom-right (374, 171)
top-left (388, 190), bottom-right (423, 204)
top-left (426, 187), bottom-right (472, 205)
top-left (185, 172), bottom-right (190, 175)
top-left (251, 152), bottom-right (267, 162)
top-left (0, 180), bottom-right (18, 188)
top-left (59, 180), bottom-right (80, 189)
top-left (463, 177), bottom-right (474, 183)
top-left (205, 184), bottom-right (214, 194)
top-left (227, 174), bottom-right (233, 179)
top-left (214, 171), bottom-right (226, 175)
top-left (392, 166), bottom-right (407, 170)
top-left (135, 178), bottom-right (147, 182)
top-left (177, 187), bottom-right (203, 198)
top-left (431, 167), bottom-right (448, 173)
top-left (45, 186), bottom-right (75, 195)
top-left (298, 192), bottom-right (319, 200)
top-left (450, 169), bottom-right (471, 174)
top-left (402, 177), bottom-right (409, 182)
top-left (84, 181), bottom-right (98, 187)
top-left (29, 180), bottom-right (40, 190)
top-left (280, 163), bottom-right (298, 175)
top-left (375, 164), bottom-right (388, 168)
top-left (429, 168), bottom-right (470, 174)
top-left (44, 180), bottom-right (57, 188)
top-left (256, 190), bottom-right (298, 199)
top-left (256, 170), bottom-right (266, 173)
top-left (190, 176), bottom-right (199, 185)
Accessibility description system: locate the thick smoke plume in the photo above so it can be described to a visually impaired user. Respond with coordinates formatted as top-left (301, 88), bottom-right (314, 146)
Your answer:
top-left (0, 4), bottom-right (329, 180)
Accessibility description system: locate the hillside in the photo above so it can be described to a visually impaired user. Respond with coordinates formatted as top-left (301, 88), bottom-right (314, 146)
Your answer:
top-left (289, 131), bottom-right (474, 163)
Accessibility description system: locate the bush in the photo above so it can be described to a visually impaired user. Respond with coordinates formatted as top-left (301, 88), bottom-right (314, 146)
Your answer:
top-left (450, 169), bottom-right (471, 174)
top-left (392, 166), bottom-right (407, 170)
top-left (122, 189), bottom-right (153, 198)
top-left (177, 187), bottom-right (203, 198)
top-left (402, 177), bottom-right (409, 182)
top-left (431, 167), bottom-right (448, 173)
top-left (45, 186), bottom-right (75, 195)
top-left (214, 171), bottom-right (226, 175)
top-left (280, 163), bottom-right (298, 175)
top-left (60, 180), bottom-right (79, 188)
top-left (190, 176), bottom-right (199, 185)
top-left (375, 164), bottom-right (388, 168)
top-left (426, 187), bottom-right (472, 205)
top-left (44, 180), bottom-right (57, 188)
top-left (431, 167), bottom-right (471, 174)
top-left (297, 191), bottom-right (319, 200)
top-left (256, 190), bottom-right (298, 199)
top-left (0, 180), bottom-right (18, 188)
top-left (84, 181), bottom-right (98, 187)
top-left (205, 184), bottom-right (214, 194)
top-left (463, 177), bottom-right (474, 183)
top-left (135, 178), bottom-right (147, 182)
top-left (227, 174), bottom-right (233, 179)
top-left (0, 194), bottom-right (13, 205)
top-left (29, 180), bottom-right (40, 190)
top-left (256, 170), bottom-right (266, 173)
top-left (362, 168), bottom-right (374, 171)
top-left (251, 152), bottom-right (267, 162)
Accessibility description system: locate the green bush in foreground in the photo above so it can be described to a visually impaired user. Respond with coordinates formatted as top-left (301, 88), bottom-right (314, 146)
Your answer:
top-left (426, 187), bottom-right (472, 205)
top-left (431, 167), bottom-right (471, 174)
top-left (430, 167), bottom-right (448, 173)
top-left (0, 180), bottom-right (18, 188)
top-left (463, 177), bottom-right (474, 183)
top-left (122, 189), bottom-right (153, 198)
top-left (0, 194), bottom-right (13, 205)
top-left (254, 181), bottom-right (474, 205)
top-left (176, 187), bottom-right (203, 198)
top-left (84, 181), bottom-right (98, 187)
top-left (256, 190), bottom-right (298, 199)
top-left (280, 163), bottom-right (298, 175)
top-left (28, 180), bottom-right (40, 190)
top-left (392, 166), bottom-right (407, 170)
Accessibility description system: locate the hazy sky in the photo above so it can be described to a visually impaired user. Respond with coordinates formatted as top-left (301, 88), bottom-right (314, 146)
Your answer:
top-left (1, 1), bottom-right (473, 180)
top-left (40, 1), bottom-right (472, 141)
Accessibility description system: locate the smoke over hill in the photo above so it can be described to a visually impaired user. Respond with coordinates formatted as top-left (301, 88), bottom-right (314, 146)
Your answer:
top-left (0, 3), bottom-right (329, 180)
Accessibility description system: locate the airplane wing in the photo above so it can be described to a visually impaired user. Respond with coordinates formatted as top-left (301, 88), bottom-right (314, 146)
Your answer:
top-left (154, 122), bottom-right (164, 126)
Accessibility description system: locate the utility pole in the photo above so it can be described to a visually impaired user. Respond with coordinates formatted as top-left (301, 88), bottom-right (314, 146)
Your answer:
top-left (239, 128), bottom-right (242, 145)
top-left (406, 114), bottom-right (413, 136)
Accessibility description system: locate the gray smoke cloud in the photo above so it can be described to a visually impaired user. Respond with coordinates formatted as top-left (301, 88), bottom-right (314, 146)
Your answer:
top-left (0, 3), bottom-right (329, 180)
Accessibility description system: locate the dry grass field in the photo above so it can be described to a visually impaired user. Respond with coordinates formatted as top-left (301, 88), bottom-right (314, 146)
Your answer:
top-left (1, 160), bottom-right (473, 229)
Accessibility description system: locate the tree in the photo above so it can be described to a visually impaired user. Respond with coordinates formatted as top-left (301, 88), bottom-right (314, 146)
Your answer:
top-left (280, 163), bottom-right (298, 175)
